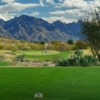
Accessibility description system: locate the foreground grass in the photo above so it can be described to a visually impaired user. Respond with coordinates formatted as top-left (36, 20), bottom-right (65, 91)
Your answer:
top-left (0, 67), bottom-right (100, 100)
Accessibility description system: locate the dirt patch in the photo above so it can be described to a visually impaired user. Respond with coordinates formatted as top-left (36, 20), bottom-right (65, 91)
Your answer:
top-left (3, 54), bottom-right (14, 57)
top-left (13, 61), bottom-right (55, 67)
top-left (83, 50), bottom-right (92, 55)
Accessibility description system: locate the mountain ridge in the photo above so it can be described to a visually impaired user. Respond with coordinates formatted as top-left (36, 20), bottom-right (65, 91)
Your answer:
top-left (0, 15), bottom-right (81, 42)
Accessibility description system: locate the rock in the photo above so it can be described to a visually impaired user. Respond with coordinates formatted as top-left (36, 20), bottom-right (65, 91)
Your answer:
top-left (34, 92), bottom-right (43, 99)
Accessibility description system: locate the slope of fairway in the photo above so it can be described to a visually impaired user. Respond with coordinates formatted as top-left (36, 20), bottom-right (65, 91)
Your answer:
top-left (0, 67), bottom-right (100, 100)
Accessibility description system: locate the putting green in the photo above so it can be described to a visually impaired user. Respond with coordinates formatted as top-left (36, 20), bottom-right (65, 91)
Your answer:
top-left (16, 50), bottom-right (60, 55)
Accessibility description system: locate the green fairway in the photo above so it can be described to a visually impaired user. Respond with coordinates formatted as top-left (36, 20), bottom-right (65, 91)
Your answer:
top-left (18, 50), bottom-right (72, 60)
top-left (17, 50), bottom-right (60, 55)
top-left (0, 50), bottom-right (72, 61)
top-left (0, 67), bottom-right (100, 100)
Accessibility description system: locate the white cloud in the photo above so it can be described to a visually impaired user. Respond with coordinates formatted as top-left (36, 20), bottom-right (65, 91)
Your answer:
top-left (11, 2), bottom-right (41, 11)
top-left (49, 9), bottom-right (86, 19)
top-left (55, 0), bottom-right (88, 9)
top-left (55, 0), bottom-right (100, 10)
top-left (0, 14), bottom-right (14, 20)
top-left (58, 0), bottom-right (63, 2)
top-left (49, 0), bottom-right (100, 23)
top-left (39, 0), bottom-right (54, 6)
top-left (0, 1), bottom-right (41, 20)
top-left (1, 0), bottom-right (15, 4)
top-left (31, 12), bottom-right (40, 16)
top-left (46, 0), bottom-right (54, 4)
top-left (0, 3), bottom-right (41, 14)
top-left (39, 0), bottom-right (45, 6)
top-left (43, 16), bottom-right (77, 23)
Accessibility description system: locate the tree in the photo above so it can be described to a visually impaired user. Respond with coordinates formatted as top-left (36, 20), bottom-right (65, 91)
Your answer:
top-left (81, 5), bottom-right (100, 57)
top-left (40, 41), bottom-right (45, 45)
top-left (67, 39), bottom-right (73, 44)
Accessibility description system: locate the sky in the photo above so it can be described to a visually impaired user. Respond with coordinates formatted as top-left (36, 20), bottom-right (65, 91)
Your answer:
top-left (0, 0), bottom-right (99, 23)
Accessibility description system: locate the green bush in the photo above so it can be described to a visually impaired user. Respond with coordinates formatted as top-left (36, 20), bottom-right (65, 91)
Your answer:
top-left (56, 50), bottom-right (98, 67)
top-left (67, 39), bottom-right (73, 44)
top-left (40, 41), bottom-right (45, 45)
top-left (0, 45), bottom-right (4, 50)
top-left (74, 49), bottom-right (83, 56)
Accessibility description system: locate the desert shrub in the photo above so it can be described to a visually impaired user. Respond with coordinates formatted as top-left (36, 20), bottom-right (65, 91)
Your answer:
top-left (20, 40), bottom-right (25, 43)
top-left (14, 54), bottom-right (25, 62)
top-left (0, 45), bottom-right (4, 50)
top-left (75, 40), bottom-right (88, 49)
top-left (10, 45), bottom-right (18, 51)
top-left (51, 43), bottom-right (75, 51)
top-left (0, 55), bottom-right (4, 61)
top-left (30, 43), bottom-right (45, 50)
top-left (79, 55), bottom-right (98, 66)
top-left (56, 50), bottom-right (98, 67)
top-left (18, 44), bottom-right (31, 50)
top-left (74, 49), bottom-right (83, 56)
top-left (51, 41), bottom-right (61, 45)
top-left (4, 44), bottom-right (18, 51)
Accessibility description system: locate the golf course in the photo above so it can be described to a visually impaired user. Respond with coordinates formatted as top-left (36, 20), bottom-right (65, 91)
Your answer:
top-left (0, 67), bottom-right (100, 100)
top-left (0, 50), bottom-right (73, 66)
top-left (0, 1), bottom-right (100, 99)
top-left (0, 39), bottom-right (99, 100)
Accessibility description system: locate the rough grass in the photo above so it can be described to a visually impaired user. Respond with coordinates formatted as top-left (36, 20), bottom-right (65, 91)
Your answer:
top-left (0, 67), bottom-right (100, 100)
top-left (0, 62), bottom-right (12, 66)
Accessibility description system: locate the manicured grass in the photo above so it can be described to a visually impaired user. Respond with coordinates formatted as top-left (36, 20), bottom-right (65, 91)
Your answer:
top-left (17, 50), bottom-right (60, 55)
top-left (0, 62), bottom-right (12, 66)
top-left (0, 50), bottom-right (72, 61)
top-left (23, 50), bottom-right (72, 60)
top-left (0, 67), bottom-right (100, 100)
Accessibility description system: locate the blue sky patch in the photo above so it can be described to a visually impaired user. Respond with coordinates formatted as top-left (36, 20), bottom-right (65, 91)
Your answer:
top-left (0, 0), bottom-right (98, 23)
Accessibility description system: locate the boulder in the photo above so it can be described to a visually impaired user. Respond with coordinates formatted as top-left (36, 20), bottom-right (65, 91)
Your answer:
top-left (34, 92), bottom-right (43, 99)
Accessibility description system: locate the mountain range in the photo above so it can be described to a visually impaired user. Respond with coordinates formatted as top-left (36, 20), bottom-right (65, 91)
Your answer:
top-left (0, 15), bottom-right (81, 42)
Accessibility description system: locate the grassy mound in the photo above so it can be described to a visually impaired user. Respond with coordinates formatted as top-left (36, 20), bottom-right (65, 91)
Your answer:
top-left (0, 67), bottom-right (100, 100)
